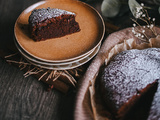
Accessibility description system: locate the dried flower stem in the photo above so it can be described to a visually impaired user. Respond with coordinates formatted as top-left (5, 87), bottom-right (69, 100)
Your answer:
top-left (24, 67), bottom-right (43, 78)
top-left (135, 27), bottom-right (149, 40)
top-left (24, 67), bottom-right (36, 76)
top-left (19, 57), bottom-right (23, 68)
top-left (4, 52), bottom-right (18, 58)
top-left (38, 70), bottom-right (49, 81)
top-left (62, 72), bottom-right (76, 87)
top-left (52, 70), bottom-right (57, 78)
top-left (46, 71), bottom-right (53, 81)
top-left (131, 3), bottom-right (158, 42)
top-left (64, 70), bottom-right (77, 83)
top-left (5, 53), bottom-right (83, 87)
top-left (52, 71), bottom-right (62, 82)
top-left (6, 60), bottom-right (30, 65)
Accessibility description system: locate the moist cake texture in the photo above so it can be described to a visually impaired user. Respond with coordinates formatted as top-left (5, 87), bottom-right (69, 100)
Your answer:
top-left (28, 7), bottom-right (80, 41)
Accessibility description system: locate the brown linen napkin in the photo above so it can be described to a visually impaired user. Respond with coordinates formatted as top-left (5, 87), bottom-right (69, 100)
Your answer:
top-left (74, 26), bottom-right (160, 120)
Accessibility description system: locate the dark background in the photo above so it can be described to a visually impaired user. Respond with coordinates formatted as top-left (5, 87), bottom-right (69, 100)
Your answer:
top-left (0, 0), bottom-right (160, 120)
top-left (0, 0), bottom-right (76, 120)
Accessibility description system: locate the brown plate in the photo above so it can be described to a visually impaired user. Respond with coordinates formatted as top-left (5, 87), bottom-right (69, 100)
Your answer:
top-left (14, 36), bottom-right (101, 70)
top-left (14, 0), bottom-right (105, 62)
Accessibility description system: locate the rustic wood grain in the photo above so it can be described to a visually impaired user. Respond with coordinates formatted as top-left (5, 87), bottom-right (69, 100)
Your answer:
top-left (0, 0), bottom-right (76, 120)
top-left (0, 58), bottom-right (76, 120)
top-left (1, 0), bottom-right (159, 120)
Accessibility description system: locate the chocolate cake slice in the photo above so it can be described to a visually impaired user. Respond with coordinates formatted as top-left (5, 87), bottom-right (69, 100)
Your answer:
top-left (28, 7), bottom-right (80, 41)
top-left (99, 48), bottom-right (160, 120)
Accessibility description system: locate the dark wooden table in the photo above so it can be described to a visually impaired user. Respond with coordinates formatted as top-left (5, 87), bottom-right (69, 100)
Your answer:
top-left (0, 0), bottom-right (79, 120)
top-left (0, 0), bottom-right (160, 120)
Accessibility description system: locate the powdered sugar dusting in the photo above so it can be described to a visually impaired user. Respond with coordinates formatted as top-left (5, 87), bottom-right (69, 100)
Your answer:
top-left (101, 48), bottom-right (160, 110)
top-left (29, 7), bottom-right (75, 25)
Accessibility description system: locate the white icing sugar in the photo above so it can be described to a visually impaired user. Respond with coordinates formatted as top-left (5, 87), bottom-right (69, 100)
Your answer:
top-left (101, 48), bottom-right (160, 109)
top-left (29, 7), bottom-right (75, 24)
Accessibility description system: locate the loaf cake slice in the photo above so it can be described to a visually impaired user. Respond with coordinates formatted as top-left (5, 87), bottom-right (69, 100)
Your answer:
top-left (28, 7), bottom-right (80, 41)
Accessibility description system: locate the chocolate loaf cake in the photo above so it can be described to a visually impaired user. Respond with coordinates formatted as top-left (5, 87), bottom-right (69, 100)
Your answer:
top-left (99, 48), bottom-right (160, 120)
top-left (28, 8), bottom-right (80, 41)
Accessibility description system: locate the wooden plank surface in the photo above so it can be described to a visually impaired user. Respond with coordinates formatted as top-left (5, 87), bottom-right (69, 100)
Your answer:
top-left (0, 0), bottom-right (76, 120)
top-left (1, 0), bottom-right (160, 120)
top-left (0, 58), bottom-right (76, 120)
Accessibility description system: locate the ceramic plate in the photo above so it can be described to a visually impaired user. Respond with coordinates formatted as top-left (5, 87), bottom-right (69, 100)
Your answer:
top-left (14, 0), bottom-right (105, 63)
top-left (15, 37), bottom-right (101, 70)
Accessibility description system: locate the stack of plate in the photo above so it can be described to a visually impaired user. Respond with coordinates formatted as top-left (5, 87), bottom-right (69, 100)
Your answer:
top-left (14, 37), bottom-right (102, 70)
top-left (14, 0), bottom-right (105, 70)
